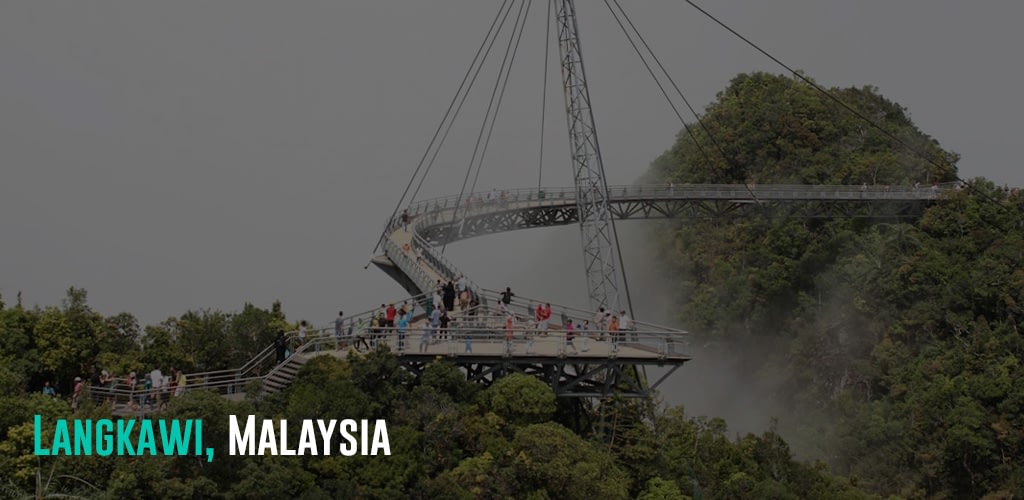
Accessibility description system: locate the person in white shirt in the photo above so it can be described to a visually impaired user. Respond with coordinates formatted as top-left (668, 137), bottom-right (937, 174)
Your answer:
top-left (593, 308), bottom-right (607, 340)
top-left (149, 367), bottom-right (164, 408)
top-left (619, 310), bottom-right (632, 331)
top-left (150, 368), bottom-right (163, 389)
top-left (433, 291), bottom-right (443, 312)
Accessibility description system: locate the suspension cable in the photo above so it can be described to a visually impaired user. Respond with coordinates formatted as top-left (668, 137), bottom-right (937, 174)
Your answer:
top-left (469, 0), bottom-right (533, 196)
top-left (681, 0), bottom-right (953, 174)
top-left (607, 0), bottom-right (762, 204)
top-left (681, 0), bottom-right (1014, 215)
top-left (410, 0), bottom-right (518, 204)
top-left (373, 0), bottom-right (514, 254)
top-left (601, 0), bottom-right (713, 169)
top-left (443, 0), bottom-right (533, 254)
top-left (537, 0), bottom-right (554, 189)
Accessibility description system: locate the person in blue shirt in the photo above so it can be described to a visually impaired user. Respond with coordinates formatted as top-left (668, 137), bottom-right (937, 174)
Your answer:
top-left (396, 314), bottom-right (410, 351)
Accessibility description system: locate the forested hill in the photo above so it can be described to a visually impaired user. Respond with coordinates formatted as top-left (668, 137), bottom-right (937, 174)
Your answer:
top-left (648, 72), bottom-right (958, 186)
top-left (1, 293), bottom-right (869, 498)
top-left (646, 72), bottom-right (1024, 497)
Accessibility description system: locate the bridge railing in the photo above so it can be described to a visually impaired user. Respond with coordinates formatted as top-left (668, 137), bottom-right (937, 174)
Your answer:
top-left (314, 323), bottom-right (687, 359)
top-left (85, 292), bottom-right (434, 415)
top-left (380, 209), bottom-right (486, 305)
top-left (474, 289), bottom-right (690, 356)
top-left (381, 230), bottom-right (444, 295)
top-left (403, 182), bottom-right (956, 220)
top-left (409, 233), bottom-right (486, 304)
top-left (478, 287), bottom-right (687, 333)
top-left (85, 316), bottom-right (684, 416)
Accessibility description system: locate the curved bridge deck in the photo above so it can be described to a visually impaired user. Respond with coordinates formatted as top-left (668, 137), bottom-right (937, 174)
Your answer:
top-left (406, 183), bottom-right (949, 245)
top-left (376, 183), bottom-right (950, 297)
top-left (88, 183), bottom-right (949, 416)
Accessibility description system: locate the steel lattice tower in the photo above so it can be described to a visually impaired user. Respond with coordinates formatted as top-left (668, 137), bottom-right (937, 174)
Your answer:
top-left (555, 0), bottom-right (627, 314)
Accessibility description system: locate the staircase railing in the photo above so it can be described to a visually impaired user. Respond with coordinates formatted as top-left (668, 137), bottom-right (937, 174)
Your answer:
top-left (85, 291), bottom-right (432, 415)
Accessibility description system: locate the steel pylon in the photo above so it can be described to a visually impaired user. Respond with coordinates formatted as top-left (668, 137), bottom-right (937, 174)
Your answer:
top-left (554, 0), bottom-right (627, 314)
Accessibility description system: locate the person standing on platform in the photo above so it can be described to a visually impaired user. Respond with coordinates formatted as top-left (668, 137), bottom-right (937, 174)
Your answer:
top-left (385, 303), bottom-right (397, 328)
top-left (396, 313), bottom-right (409, 351)
top-left (500, 287), bottom-right (515, 307)
top-left (504, 314), bottom-right (515, 355)
top-left (274, 331), bottom-right (287, 363)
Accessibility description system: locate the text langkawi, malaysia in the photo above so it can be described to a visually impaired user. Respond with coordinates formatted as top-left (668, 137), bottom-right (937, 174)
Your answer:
top-left (33, 415), bottom-right (391, 461)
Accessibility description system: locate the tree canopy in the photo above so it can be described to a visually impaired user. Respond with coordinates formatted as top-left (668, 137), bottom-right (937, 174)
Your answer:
top-left (645, 72), bottom-right (1024, 498)
top-left (0, 290), bottom-right (864, 498)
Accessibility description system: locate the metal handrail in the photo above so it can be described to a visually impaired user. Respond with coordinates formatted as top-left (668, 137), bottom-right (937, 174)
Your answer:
top-left (85, 311), bottom-right (687, 416)
top-left (96, 291), bottom-right (437, 409)
top-left (312, 324), bottom-right (688, 358)
top-left (477, 287), bottom-right (685, 334)
top-left (404, 183), bottom-right (954, 215)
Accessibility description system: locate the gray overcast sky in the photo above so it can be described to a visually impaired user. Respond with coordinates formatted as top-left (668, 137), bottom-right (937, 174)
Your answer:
top-left (3, 1), bottom-right (1023, 329)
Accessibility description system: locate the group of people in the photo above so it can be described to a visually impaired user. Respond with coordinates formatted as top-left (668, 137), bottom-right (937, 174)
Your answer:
top-left (494, 287), bottom-right (636, 355)
top-left (52, 365), bottom-right (188, 412)
top-left (267, 282), bottom-right (637, 361)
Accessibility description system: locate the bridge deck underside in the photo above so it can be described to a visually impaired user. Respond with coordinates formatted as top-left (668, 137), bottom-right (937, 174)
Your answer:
top-left (317, 340), bottom-right (688, 397)
top-left (414, 198), bottom-right (928, 245)
top-left (400, 356), bottom-right (682, 398)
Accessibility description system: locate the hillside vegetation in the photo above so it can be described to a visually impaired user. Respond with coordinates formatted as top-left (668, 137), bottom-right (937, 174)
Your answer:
top-left (646, 72), bottom-right (1024, 497)
top-left (0, 293), bottom-right (865, 498)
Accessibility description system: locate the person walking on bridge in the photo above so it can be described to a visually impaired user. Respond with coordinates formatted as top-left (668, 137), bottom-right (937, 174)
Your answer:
top-left (504, 314), bottom-right (515, 355)
top-left (396, 313), bottom-right (409, 352)
top-left (443, 281), bottom-right (456, 312)
top-left (609, 315), bottom-right (621, 353)
top-left (593, 308), bottom-right (606, 340)
top-left (500, 287), bottom-right (515, 307)
top-left (439, 307), bottom-right (450, 342)
top-left (334, 311), bottom-right (345, 348)
top-left (274, 331), bottom-right (287, 363)
top-left (429, 306), bottom-right (441, 344)
top-left (433, 290), bottom-right (443, 313)
top-left (385, 303), bottom-right (397, 328)
top-left (620, 310), bottom-right (636, 341)
top-left (565, 320), bottom-right (577, 354)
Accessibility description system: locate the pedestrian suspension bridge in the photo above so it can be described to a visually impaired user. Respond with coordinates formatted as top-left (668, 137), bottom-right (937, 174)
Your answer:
top-left (89, 181), bottom-right (947, 416)
top-left (88, 1), bottom-right (961, 414)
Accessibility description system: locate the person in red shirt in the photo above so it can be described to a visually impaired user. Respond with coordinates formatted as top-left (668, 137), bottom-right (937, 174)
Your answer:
top-left (504, 315), bottom-right (515, 355)
top-left (535, 303), bottom-right (552, 335)
top-left (385, 303), bottom-right (397, 328)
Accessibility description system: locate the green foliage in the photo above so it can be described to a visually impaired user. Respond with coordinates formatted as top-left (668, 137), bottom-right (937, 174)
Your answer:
top-left (649, 72), bottom-right (957, 186)
top-left (484, 374), bottom-right (556, 425)
top-left (288, 356), bottom-right (377, 421)
top-left (638, 477), bottom-right (690, 500)
top-left (0, 307), bottom-right (868, 498)
top-left (420, 360), bottom-right (479, 404)
top-left (647, 71), bottom-right (1024, 497)
top-left (228, 457), bottom-right (322, 500)
top-left (439, 422), bottom-right (631, 499)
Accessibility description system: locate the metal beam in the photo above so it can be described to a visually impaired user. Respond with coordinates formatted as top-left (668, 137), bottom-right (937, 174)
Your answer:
top-left (555, 0), bottom-right (627, 314)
